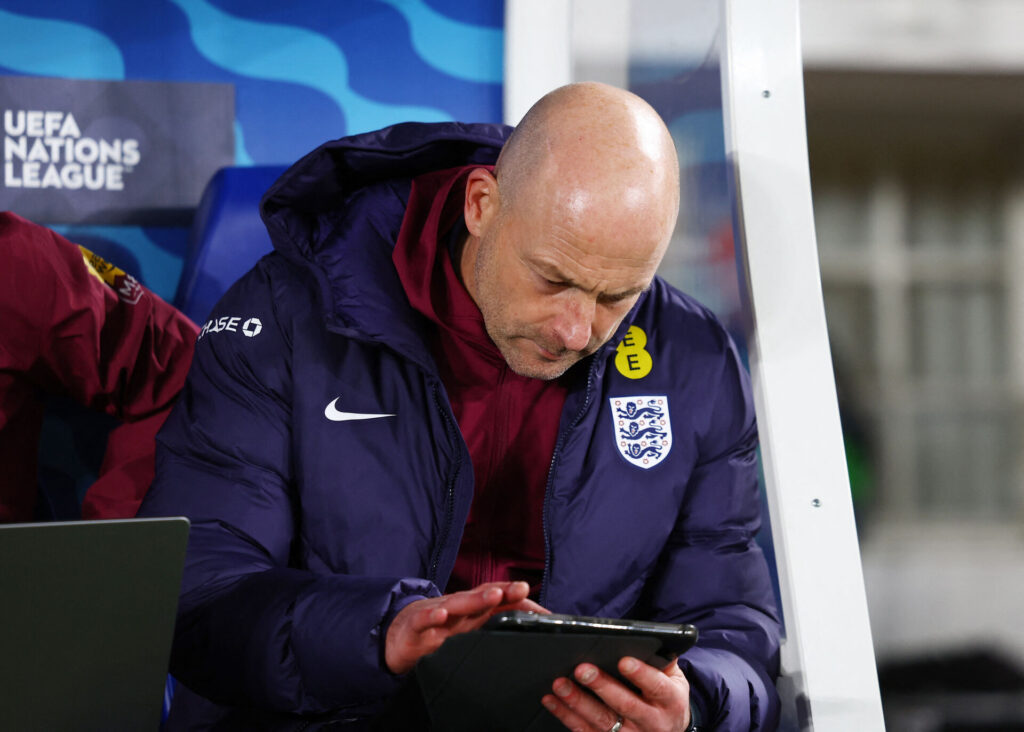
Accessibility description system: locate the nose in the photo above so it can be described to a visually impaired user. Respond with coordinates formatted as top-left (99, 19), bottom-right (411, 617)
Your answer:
top-left (552, 295), bottom-right (596, 352)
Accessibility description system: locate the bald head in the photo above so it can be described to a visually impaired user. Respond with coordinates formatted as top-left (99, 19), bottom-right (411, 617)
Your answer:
top-left (494, 81), bottom-right (680, 240)
top-left (459, 82), bottom-right (681, 380)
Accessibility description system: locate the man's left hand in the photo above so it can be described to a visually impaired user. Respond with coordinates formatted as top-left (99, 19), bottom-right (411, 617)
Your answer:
top-left (542, 655), bottom-right (691, 732)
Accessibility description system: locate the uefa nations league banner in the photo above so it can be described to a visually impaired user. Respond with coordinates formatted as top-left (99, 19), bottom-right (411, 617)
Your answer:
top-left (1, 76), bottom-right (234, 225)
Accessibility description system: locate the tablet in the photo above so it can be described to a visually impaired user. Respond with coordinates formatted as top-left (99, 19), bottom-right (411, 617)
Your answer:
top-left (415, 612), bottom-right (698, 732)
top-left (485, 611), bottom-right (698, 657)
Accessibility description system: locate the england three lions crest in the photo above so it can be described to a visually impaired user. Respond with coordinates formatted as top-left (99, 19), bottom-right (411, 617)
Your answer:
top-left (610, 396), bottom-right (672, 469)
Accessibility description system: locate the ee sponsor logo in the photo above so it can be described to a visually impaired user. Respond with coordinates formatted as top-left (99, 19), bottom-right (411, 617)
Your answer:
top-left (614, 325), bottom-right (653, 379)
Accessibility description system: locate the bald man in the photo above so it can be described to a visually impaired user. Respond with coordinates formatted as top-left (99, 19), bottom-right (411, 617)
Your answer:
top-left (142, 83), bottom-right (781, 731)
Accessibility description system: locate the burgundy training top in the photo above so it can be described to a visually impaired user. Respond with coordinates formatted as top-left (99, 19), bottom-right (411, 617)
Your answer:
top-left (392, 166), bottom-right (568, 596)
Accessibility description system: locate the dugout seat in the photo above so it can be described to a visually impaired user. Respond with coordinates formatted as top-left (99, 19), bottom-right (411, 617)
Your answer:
top-left (174, 166), bottom-right (287, 324)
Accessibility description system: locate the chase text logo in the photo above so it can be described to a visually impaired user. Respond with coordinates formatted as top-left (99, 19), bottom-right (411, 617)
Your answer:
top-left (199, 315), bottom-right (263, 341)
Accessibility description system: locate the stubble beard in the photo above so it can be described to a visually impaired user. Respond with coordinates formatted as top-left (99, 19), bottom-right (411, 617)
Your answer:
top-left (474, 295), bottom-right (574, 380)
top-left (495, 330), bottom-right (580, 380)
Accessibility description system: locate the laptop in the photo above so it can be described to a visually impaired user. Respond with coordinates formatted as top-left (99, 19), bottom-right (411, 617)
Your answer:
top-left (0, 517), bottom-right (190, 731)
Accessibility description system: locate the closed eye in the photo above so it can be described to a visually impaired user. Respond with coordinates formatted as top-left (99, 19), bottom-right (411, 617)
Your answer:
top-left (531, 264), bottom-right (646, 303)
top-left (536, 273), bottom-right (569, 291)
top-left (598, 286), bottom-right (647, 306)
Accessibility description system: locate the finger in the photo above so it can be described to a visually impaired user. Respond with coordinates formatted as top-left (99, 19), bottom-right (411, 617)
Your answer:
top-left (467, 581), bottom-right (531, 611)
top-left (472, 580), bottom-right (529, 596)
top-left (410, 609), bottom-right (490, 655)
top-left (503, 598), bottom-right (550, 614)
top-left (570, 664), bottom-right (647, 724)
top-left (436, 585), bottom-right (506, 618)
top-left (500, 580), bottom-right (531, 603)
top-left (408, 604), bottom-right (449, 633)
top-left (618, 656), bottom-right (689, 705)
top-left (661, 658), bottom-right (687, 680)
top-left (549, 676), bottom-right (622, 732)
top-left (385, 619), bottom-right (446, 675)
top-left (483, 598), bottom-right (549, 622)
top-left (413, 625), bottom-right (446, 653)
top-left (541, 693), bottom-right (600, 732)
top-left (440, 608), bottom-right (508, 635)
top-left (442, 582), bottom-right (539, 621)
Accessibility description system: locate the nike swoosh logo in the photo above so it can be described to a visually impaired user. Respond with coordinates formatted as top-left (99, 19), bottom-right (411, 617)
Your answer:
top-left (324, 397), bottom-right (395, 422)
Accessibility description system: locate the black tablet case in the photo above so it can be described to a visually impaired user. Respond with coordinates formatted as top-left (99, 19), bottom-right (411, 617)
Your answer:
top-left (415, 630), bottom-right (669, 732)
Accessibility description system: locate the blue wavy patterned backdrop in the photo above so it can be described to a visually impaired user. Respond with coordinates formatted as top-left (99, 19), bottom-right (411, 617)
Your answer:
top-left (0, 1), bottom-right (502, 508)
top-left (0, 0), bottom-right (504, 301)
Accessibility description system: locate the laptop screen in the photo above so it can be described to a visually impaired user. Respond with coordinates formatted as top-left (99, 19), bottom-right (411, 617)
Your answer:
top-left (0, 517), bottom-right (189, 731)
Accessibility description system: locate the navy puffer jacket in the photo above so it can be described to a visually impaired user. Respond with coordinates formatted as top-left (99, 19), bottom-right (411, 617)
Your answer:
top-left (141, 122), bottom-right (780, 730)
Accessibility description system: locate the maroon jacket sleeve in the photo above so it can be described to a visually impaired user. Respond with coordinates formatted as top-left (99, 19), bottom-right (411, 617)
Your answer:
top-left (83, 411), bottom-right (170, 519)
top-left (0, 211), bottom-right (198, 519)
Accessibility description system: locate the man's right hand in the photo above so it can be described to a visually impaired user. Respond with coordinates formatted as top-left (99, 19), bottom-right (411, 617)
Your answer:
top-left (385, 580), bottom-right (547, 674)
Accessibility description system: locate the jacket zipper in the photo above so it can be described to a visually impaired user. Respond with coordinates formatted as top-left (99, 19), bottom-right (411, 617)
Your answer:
top-left (428, 382), bottom-right (463, 584)
top-left (479, 366), bottom-right (510, 586)
top-left (539, 357), bottom-right (599, 608)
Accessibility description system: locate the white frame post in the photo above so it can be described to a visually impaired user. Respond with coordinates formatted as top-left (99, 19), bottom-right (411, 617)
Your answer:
top-left (720, 0), bottom-right (885, 729)
top-left (503, 0), bottom-right (572, 125)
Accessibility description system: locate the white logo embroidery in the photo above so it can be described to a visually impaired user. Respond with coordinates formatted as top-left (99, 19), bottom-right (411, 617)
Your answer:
top-left (242, 317), bottom-right (262, 337)
top-left (198, 315), bottom-right (262, 341)
top-left (324, 397), bottom-right (395, 422)
top-left (610, 396), bottom-right (672, 469)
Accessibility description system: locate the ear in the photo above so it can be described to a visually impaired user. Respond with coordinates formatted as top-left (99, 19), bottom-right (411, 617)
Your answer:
top-left (464, 167), bottom-right (500, 237)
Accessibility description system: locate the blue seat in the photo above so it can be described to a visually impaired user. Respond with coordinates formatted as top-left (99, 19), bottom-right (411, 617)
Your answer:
top-left (175, 166), bottom-right (288, 324)
top-left (161, 675), bottom-right (176, 729)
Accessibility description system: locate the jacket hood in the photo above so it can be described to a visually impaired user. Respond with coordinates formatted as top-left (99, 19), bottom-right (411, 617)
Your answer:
top-left (256, 122), bottom-right (511, 367)
top-left (260, 122), bottom-right (510, 265)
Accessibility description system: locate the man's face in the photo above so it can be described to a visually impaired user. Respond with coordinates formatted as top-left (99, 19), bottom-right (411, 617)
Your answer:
top-left (469, 186), bottom-right (667, 381)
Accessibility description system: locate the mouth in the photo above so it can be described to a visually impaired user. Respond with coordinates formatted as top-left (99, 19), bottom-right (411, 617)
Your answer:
top-left (530, 339), bottom-right (568, 361)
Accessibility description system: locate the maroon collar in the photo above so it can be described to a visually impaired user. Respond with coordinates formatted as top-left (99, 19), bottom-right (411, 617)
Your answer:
top-left (392, 165), bottom-right (504, 365)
